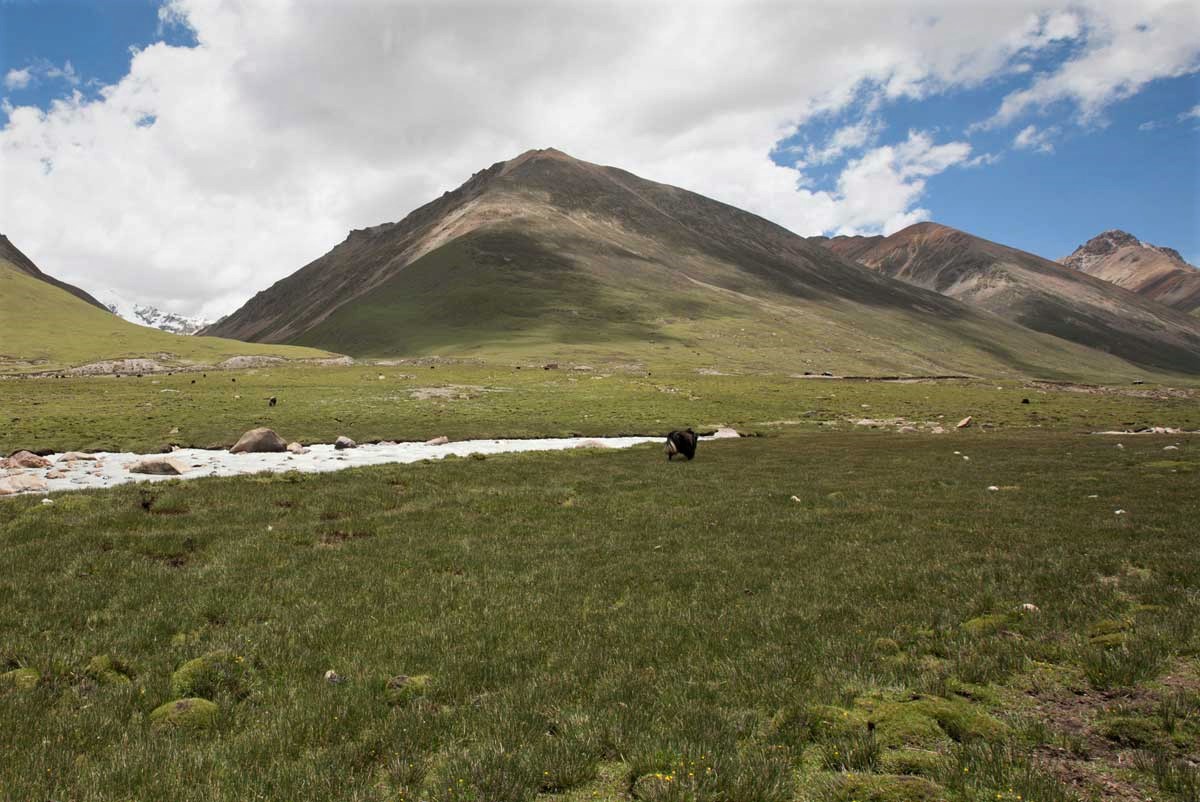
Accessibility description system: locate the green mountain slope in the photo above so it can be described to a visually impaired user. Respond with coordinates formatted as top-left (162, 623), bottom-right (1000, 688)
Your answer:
top-left (0, 252), bottom-right (335, 373)
top-left (210, 149), bottom-right (1193, 380)
top-left (0, 234), bottom-right (108, 311)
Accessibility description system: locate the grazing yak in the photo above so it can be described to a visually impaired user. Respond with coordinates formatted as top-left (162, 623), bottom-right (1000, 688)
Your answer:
top-left (665, 429), bottom-right (698, 461)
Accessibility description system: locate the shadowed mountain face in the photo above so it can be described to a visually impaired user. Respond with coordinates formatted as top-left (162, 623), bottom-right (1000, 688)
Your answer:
top-left (0, 234), bottom-right (108, 311)
top-left (818, 222), bottom-right (1200, 374)
top-left (1060, 230), bottom-right (1200, 315)
top-left (206, 149), bottom-right (1189, 378)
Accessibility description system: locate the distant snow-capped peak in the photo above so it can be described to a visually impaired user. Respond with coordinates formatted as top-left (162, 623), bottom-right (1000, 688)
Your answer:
top-left (101, 291), bottom-right (210, 335)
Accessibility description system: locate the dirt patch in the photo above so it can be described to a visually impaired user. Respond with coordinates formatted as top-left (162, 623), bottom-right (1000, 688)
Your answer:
top-left (409, 384), bottom-right (494, 401)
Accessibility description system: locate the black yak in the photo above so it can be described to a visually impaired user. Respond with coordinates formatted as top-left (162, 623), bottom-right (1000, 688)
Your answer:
top-left (665, 429), bottom-right (698, 461)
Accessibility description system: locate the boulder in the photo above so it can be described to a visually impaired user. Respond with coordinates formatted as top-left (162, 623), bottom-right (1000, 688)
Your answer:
top-left (334, 436), bottom-right (357, 450)
top-left (59, 452), bottom-right (97, 462)
top-left (424, 436), bottom-right (450, 446)
top-left (128, 458), bottom-right (190, 476)
top-left (711, 427), bottom-right (740, 439)
top-left (286, 442), bottom-right (309, 454)
top-left (0, 475), bottom-right (49, 495)
top-left (956, 416), bottom-right (973, 429)
top-left (149, 698), bottom-right (219, 731)
top-left (230, 427), bottom-right (288, 454)
top-left (3, 450), bottom-right (50, 469)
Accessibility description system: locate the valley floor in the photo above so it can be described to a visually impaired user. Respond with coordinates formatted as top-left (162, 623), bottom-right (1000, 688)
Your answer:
top-left (1, 366), bottom-right (1198, 802)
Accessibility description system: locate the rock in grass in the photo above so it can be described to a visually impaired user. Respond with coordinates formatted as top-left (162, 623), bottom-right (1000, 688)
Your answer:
top-left (128, 458), bottom-right (190, 476)
top-left (384, 674), bottom-right (431, 704)
top-left (2, 450), bottom-right (51, 469)
top-left (85, 655), bottom-right (133, 685)
top-left (956, 416), bottom-right (973, 429)
top-left (324, 669), bottom-right (345, 685)
top-left (0, 474), bottom-right (49, 495)
top-left (0, 667), bottom-right (40, 690)
top-left (149, 697), bottom-right (219, 731)
top-left (334, 435), bottom-right (357, 450)
top-left (170, 650), bottom-right (255, 700)
top-left (711, 427), bottom-right (740, 439)
top-left (229, 427), bottom-right (287, 454)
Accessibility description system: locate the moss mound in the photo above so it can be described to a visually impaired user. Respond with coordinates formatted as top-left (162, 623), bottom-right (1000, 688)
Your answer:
top-left (0, 667), bottom-right (40, 690)
top-left (85, 655), bottom-right (134, 685)
top-left (384, 673), bottom-right (431, 705)
top-left (809, 695), bottom-right (1007, 750)
top-left (828, 772), bottom-right (948, 802)
top-left (170, 650), bottom-right (255, 700)
top-left (149, 697), bottom-right (219, 731)
top-left (879, 748), bottom-right (944, 776)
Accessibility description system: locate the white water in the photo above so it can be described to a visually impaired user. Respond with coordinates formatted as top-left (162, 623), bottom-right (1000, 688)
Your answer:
top-left (6, 436), bottom-right (666, 496)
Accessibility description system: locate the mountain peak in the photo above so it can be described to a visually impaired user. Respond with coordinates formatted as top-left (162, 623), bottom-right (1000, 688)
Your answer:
top-left (1063, 229), bottom-right (1189, 271)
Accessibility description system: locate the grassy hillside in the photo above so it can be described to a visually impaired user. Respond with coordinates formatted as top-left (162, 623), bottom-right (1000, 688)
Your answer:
top-left (2, 429), bottom-right (1196, 801)
top-left (289, 223), bottom-right (1163, 382)
top-left (0, 260), bottom-right (334, 373)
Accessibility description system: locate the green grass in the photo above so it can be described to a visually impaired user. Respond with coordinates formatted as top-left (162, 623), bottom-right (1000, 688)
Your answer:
top-left (0, 260), bottom-right (334, 373)
top-left (3, 363), bottom-right (1199, 455)
top-left (2, 429), bottom-right (1197, 800)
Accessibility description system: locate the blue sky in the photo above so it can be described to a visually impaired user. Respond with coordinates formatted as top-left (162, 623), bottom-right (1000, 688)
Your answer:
top-left (1, 1), bottom-right (1198, 317)
top-left (774, 69), bottom-right (1200, 263)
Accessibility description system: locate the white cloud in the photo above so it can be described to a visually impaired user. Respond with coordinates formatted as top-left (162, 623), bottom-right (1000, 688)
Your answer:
top-left (801, 118), bottom-right (882, 165)
top-left (987, 2), bottom-right (1200, 127)
top-left (2, 0), bottom-right (1197, 318)
top-left (828, 130), bottom-right (976, 235)
top-left (3, 68), bottom-right (32, 91)
top-left (1138, 120), bottom-right (1159, 131)
top-left (1181, 105), bottom-right (1200, 120)
top-left (1013, 124), bottom-right (1059, 153)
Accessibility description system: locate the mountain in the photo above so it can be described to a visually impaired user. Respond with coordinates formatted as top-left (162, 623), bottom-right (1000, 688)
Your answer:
top-left (0, 237), bottom-right (334, 373)
top-left (1060, 230), bottom-right (1200, 315)
top-left (812, 222), bottom-right (1200, 374)
top-left (0, 234), bottom-right (108, 311)
top-left (206, 148), bottom-right (1188, 379)
top-left (101, 290), bottom-right (210, 335)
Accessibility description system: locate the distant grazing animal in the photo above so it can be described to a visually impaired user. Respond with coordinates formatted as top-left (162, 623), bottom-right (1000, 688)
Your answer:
top-left (268, 396), bottom-right (277, 407)
top-left (665, 429), bottom-right (698, 461)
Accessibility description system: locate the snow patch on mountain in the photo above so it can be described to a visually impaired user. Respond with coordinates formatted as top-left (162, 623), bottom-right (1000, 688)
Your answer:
top-left (101, 291), bottom-right (210, 335)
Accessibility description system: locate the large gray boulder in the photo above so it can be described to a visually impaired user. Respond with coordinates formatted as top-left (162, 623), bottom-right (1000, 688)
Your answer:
top-left (229, 427), bottom-right (287, 454)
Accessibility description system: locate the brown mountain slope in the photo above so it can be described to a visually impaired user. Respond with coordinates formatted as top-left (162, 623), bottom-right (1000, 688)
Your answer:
top-left (0, 234), bottom-right (107, 311)
top-left (206, 149), bottom-right (1189, 379)
top-left (831, 222), bottom-right (1200, 373)
top-left (1060, 230), bottom-right (1200, 314)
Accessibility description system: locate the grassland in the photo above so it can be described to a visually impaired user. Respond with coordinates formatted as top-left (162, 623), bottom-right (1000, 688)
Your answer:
top-left (0, 262), bottom-right (333, 374)
top-left (2, 425), bottom-right (1198, 802)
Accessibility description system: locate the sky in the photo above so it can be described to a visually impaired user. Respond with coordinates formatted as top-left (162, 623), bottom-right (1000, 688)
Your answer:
top-left (1, 0), bottom-right (1198, 320)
